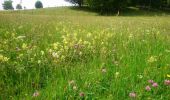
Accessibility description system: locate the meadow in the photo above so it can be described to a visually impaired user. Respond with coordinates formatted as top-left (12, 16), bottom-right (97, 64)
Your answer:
top-left (0, 7), bottom-right (170, 99)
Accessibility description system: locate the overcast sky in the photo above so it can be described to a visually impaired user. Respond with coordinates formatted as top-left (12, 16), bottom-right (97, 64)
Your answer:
top-left (0, 0), bottom-right (73, 10)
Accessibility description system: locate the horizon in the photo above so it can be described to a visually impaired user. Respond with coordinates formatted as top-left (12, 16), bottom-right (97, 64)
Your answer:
top-left (0, 0), bottom-right (73, 10)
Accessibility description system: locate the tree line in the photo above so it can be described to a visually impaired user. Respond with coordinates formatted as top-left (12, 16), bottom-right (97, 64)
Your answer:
top-left (65, 0), bottom-right (170, 12)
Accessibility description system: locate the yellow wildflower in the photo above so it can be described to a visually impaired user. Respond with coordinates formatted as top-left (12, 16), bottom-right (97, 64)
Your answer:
top-left (0, 54), bottom-right (9, 62)
top-left (38, 60), bottom-right (41, 64)
top-left (22, 43), bottom-right (27, 49)
top-left (147, 56), bottom-right (157, 63)
top-left (167, 74), bottom-right (170, 78)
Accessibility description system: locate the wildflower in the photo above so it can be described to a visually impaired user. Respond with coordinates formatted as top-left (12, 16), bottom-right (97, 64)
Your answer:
top-left (32, 90), bottom-right (40, 97)
top-left (114, 61), bottom-right (119, 66)
top-left (22, 43), bottom-right (27, 49)
top-left (73, 86), bottom-right (77, 91)
top-left (69, 80), bottom-right (75, 86)
top-left (137, 74), bottom-right (143, 79)
top-left (167, 74), bottom-right (170, 78)
top-left (87, 32), bottom-right (92, 38)
top-left (152, 82), bottom-right (158, 88)
top-left (79, 52), bottom-right (82, 56)
top-left (148, 80), bottom-right (154, 84)
top-left (0, 54), bottom-right (9, 62)
top-left (52, 52), bottom-right (59, 58)
top-left (145, 85), bottom-right (151, 91)
top-left (48, 49), bottom-right (52, 53)
top-left (129, 92), bottom-right (136, 98)
top-left (115, 72), bottom-right (119, 78)
top-left (164, 80), bottom-right (170, 86)
top-left (53, 43), bottom-right (59, 50)
top-left (147, 56), bottom-right (157, 63)
top-left (3, 56), bottom-right (9, 62)
top-left (79, 92), bottom-right (85, 97)
top-left (101, 68), bottom-right (107, 73)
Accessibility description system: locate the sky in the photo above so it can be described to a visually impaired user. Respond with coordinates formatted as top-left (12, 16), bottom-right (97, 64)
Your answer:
top-left (0, 0), bottom-right (73, 10)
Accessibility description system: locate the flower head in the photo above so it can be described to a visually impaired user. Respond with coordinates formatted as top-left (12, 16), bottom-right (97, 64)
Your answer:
top-left (101, 68), bottom-right (107, 73)
top-left (22, 43), bottom-right (27, 49)
top-left (152, 82), bottom-right (158, 88)
top-left (115, 72), bottom-right (119, 78)
top-left (167, 74), bottom-right (170, 78)
top-left (32, 90), bottom-right (40, 97)
top-left (137, 74), bottom-right (143, 79)
top-left (129, 92), bottom-right (136, 98)
top-left (52, 52), bottom-right (59, 58)
top-left (164, 80), bottom-right (170, 86)
top-left (148, 80), bottom-right (154, 84)
top-left (145, 85), bottom-right (151, 91)
top-left (79, 92), bottom-right (85, 97)
top-left (73, 86), bottom-right (77, 91)
top-left (0, 54), bottom-right (9, 62)
top-left (68, 80), bottom-right (75, 86)
top-left (147, 56), bottom-right (157, 63)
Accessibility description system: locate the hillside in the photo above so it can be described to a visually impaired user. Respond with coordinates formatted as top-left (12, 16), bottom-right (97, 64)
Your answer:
top-left (0, 7), bottom-right (170, 99)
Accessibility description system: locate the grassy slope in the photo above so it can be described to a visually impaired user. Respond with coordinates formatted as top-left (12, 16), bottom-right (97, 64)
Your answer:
top-left (0, 7), bottom-right (170, 99)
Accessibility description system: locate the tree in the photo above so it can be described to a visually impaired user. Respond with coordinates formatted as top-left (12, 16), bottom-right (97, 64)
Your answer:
top-left (86, 0), bottom-right (127, 13)
top-left (35, 1), bottom-right (43, 9)
top-left (16, 4), bottom-right (22, 10)
top-left (132, 0), bottom-right (166, 9)
top-left (65, 0), bottom-right (83, 7)
top-left (2, 0), bottom-right (14, 10)
top-left (166, 0), bottom-right (170, 7)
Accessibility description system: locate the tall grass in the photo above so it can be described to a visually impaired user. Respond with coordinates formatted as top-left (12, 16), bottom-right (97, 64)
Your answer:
top-left (0, 7), bottom-right (170, 99)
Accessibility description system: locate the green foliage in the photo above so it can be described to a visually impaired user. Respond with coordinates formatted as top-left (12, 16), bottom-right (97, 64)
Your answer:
top-left (65, 0), bottom-right (83, 7)
top-left (87, 0), bottom-right (127, 12)
top-left (2, 0), bottom-right (14, 10)
top-left (16, 4), bottom-right (22, 10)
top-left (129, 0), bottom-right (170, 8)
top-left (67, 0), bottom-right (170, 13)
top-left (168, 0), bottom-right (170, 6)
top-left (35, 1), bottom-right (43, 9)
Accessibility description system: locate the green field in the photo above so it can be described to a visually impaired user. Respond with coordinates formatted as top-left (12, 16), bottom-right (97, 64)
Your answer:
top-left (0, 7), bottom-right (170, 99)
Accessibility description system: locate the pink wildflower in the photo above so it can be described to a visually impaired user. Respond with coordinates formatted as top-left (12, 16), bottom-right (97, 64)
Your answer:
top-left (145, 85), bottom-right (151, 91)
top-left (164, 80), bottom-right (170, 86)
top-left (129, 92), bottom-right (136, 98)
top-left (148, 80), bottom-right (154, 84)
top-left (152, 82), bottom-right (158, 87)
top-left (79, 92), bottom-right (85, 97)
